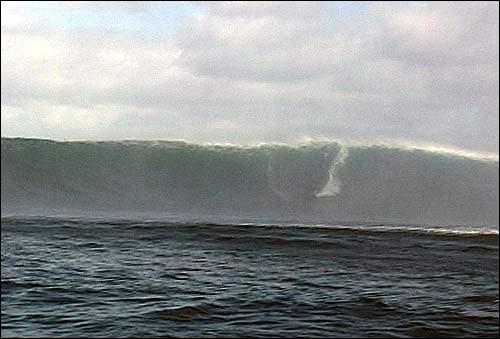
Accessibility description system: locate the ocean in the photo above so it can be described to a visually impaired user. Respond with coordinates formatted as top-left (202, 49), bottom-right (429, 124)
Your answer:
top-left (1, 138), bottom-right (499, 337)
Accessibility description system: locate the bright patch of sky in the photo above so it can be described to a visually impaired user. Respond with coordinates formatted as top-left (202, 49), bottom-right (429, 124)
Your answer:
top-left (13, 1), bottom-right (203, 33)
top-left (12, 1), bottom-right (369, 33)
top-left (331, 1), bottom-right (367, 16)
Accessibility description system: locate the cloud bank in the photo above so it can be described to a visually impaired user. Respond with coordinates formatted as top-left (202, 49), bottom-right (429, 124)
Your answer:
top-left (1, 1), bottom-right (498, 153)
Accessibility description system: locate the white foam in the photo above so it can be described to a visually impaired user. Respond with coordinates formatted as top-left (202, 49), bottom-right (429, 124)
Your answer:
top-left (315, 146), bottom-right (350, 197)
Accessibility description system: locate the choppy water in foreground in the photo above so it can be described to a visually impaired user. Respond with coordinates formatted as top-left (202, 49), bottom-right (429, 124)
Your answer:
top-left (1, 216), bottom-right (498, 338)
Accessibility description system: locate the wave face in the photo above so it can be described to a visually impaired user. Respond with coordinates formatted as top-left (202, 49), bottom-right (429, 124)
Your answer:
top-left (1, 138), bottom-right (498, 227)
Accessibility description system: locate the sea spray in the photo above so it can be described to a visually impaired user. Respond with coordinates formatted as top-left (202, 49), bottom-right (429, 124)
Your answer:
top-left (315, 146), bottom-right (350, 198)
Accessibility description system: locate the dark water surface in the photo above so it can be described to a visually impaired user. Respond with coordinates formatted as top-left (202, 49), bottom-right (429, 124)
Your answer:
top-left (1, 216), bottom-right (499, 338)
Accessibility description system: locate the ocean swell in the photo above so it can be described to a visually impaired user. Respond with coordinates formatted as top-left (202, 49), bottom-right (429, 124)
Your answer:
top-left (1, 138), bottom-right (498, 227)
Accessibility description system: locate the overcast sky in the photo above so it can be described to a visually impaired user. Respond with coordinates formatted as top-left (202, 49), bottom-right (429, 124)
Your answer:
top-left (1, 1), bottom-right (499, 154)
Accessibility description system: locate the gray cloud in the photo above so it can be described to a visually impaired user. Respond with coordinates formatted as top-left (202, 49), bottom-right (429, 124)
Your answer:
top-left (1, 1), bottom-right (498, 154)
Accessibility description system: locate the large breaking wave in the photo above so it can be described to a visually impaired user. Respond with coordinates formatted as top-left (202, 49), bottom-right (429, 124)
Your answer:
top-left (1, 137), bottom-right (498, 227)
